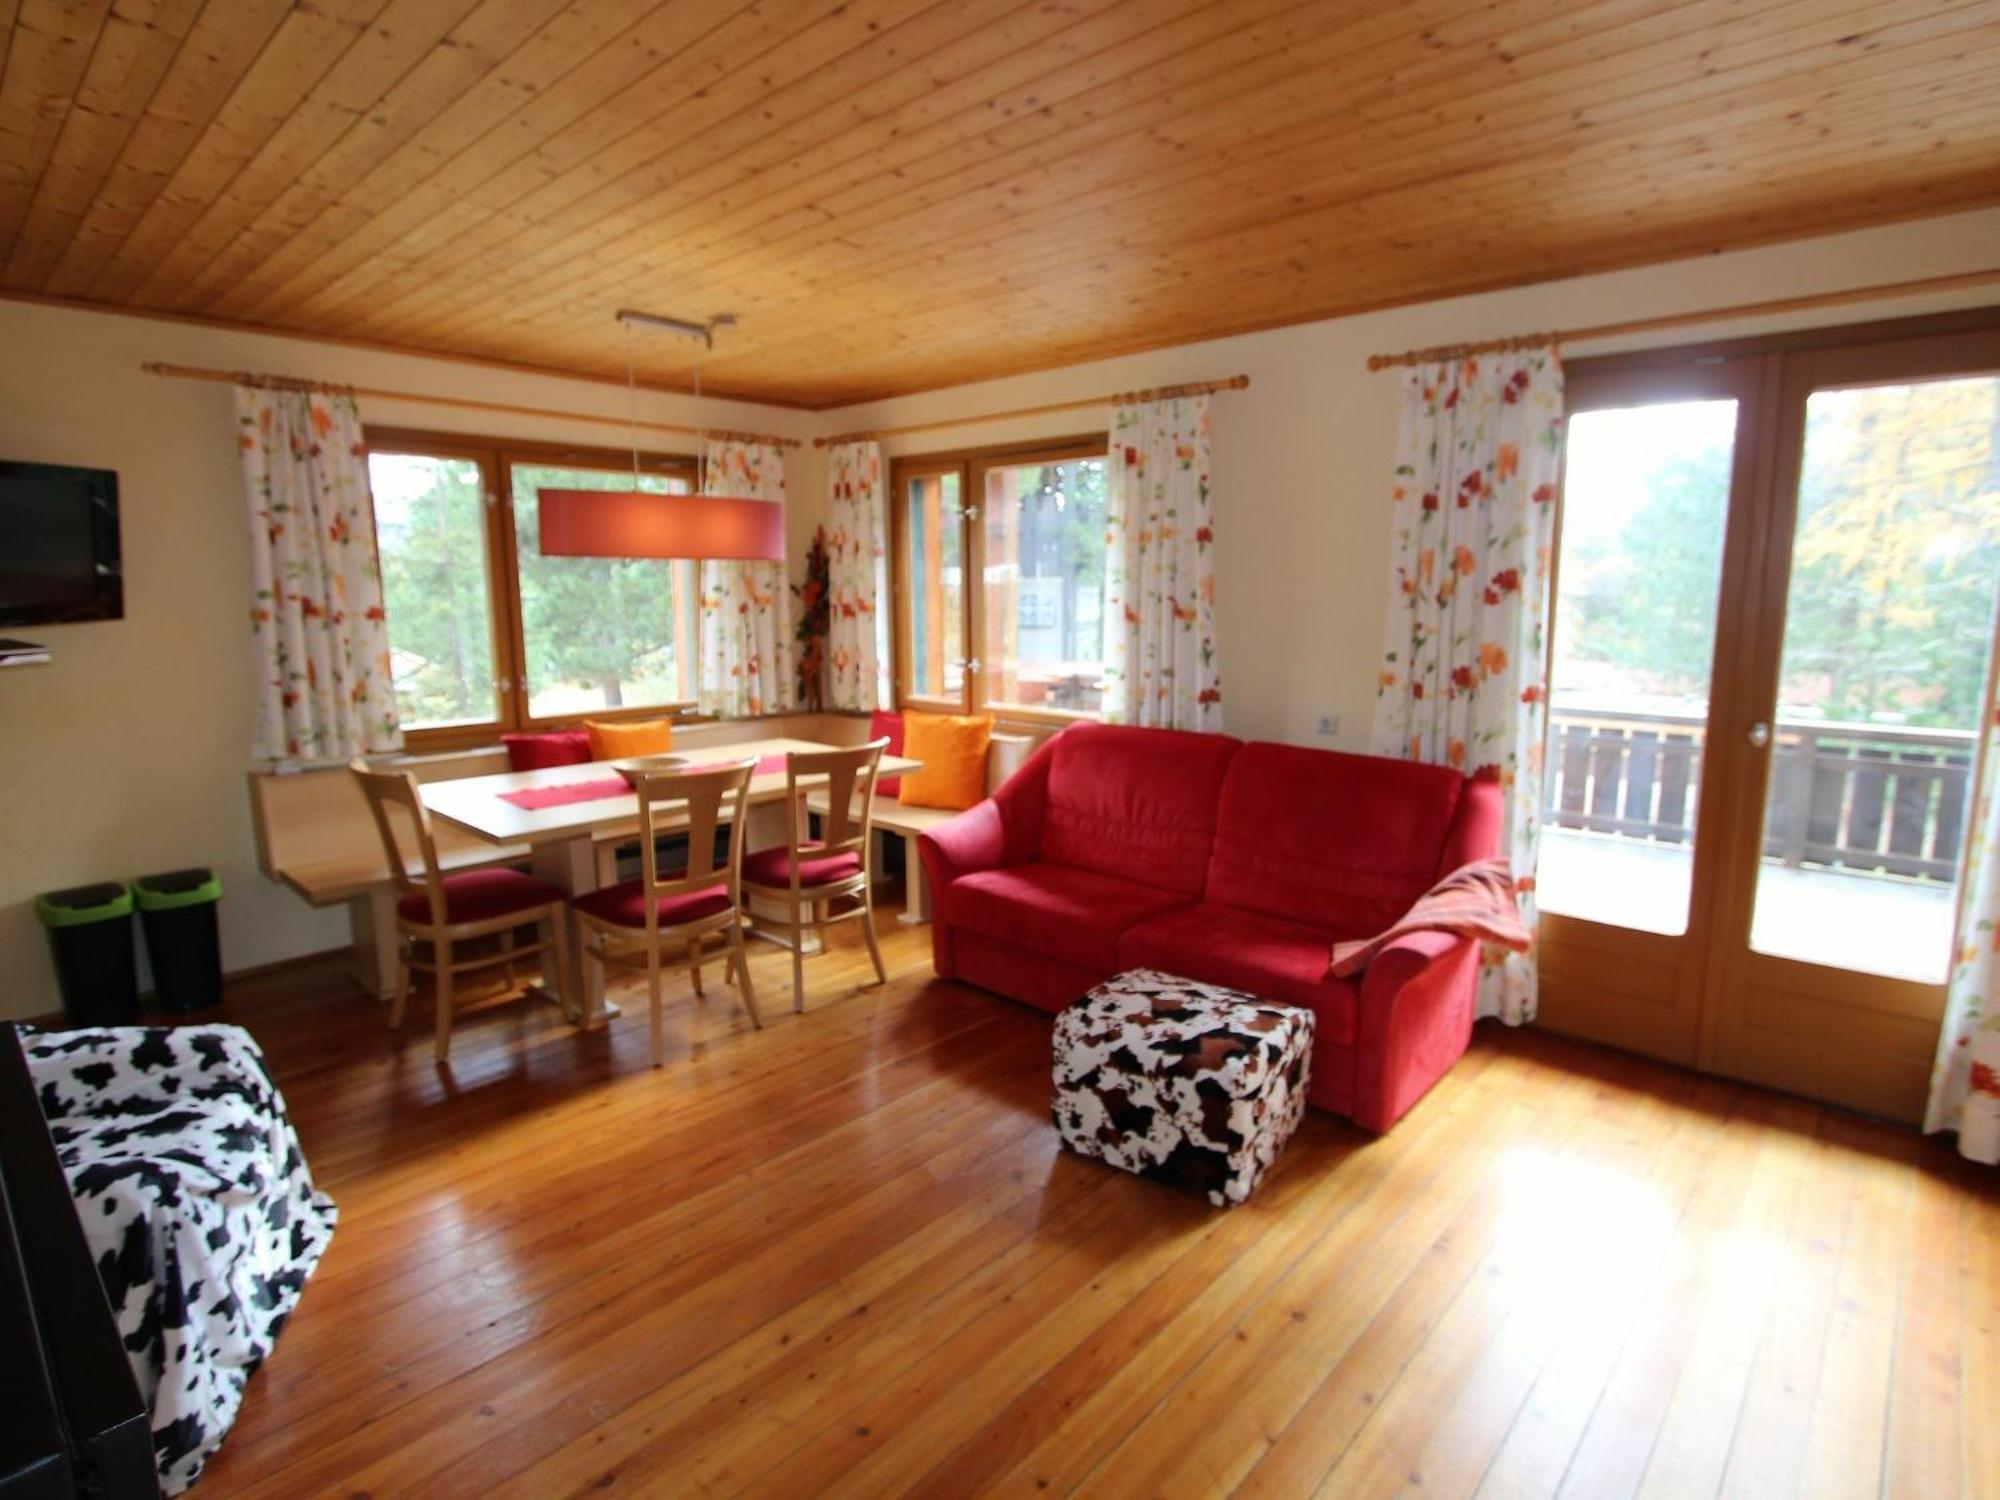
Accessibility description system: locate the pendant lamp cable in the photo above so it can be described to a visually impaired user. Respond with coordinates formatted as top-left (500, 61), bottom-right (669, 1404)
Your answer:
top-left (623, 316), bottom-right (642, 492)
top-left (693, 337), bottom-right (707, 497)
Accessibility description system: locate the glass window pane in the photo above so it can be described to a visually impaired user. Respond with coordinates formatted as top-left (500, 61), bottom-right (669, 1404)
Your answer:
top-left (1539, 400), bottom-right (1738, 935)
top-left (369, 452), bottom-right (497, 729)
top-left (511, 464), bottom-right (693, 719)
top-left (904, 471), bottom-right (964, 700)
top-left (981, 457), bottom-right (1108, 713)
top-left (1749, 376), bottom-right (2000, 982)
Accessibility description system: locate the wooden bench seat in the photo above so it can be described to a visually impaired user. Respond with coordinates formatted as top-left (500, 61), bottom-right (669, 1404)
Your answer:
top-left (803, 732), bottom-right (1034, 925)
top-left (249, 752), bottom-right (535, 999)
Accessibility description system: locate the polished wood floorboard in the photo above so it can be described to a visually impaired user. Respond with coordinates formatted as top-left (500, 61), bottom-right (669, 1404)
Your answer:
top-left (185, 896), bottom-right (1997, 1499)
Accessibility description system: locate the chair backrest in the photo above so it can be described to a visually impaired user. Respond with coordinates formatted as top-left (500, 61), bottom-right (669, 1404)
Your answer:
top-left (634, 759), bottom-right (758, 930)
top-left (349, 759), bottom-right (448, 923)
top-left (784, 739), bottom-right (889, 871)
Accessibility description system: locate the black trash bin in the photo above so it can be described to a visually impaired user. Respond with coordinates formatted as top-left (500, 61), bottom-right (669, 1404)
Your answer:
top-left (34, 882), bottom-right (139, 1026)
top-left (134, 868), bottom-right (224, 1014)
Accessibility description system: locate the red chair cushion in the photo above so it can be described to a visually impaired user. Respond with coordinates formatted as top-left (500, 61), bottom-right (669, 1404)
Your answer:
top-left (943, 862), bottom-right (1188, 972)
top-left (1115, 902), bottom-right (1359, 1046)
top-left (742, 843), bottom-right (864, 889)
top-left (397, 868), bottom-right (565, 925)
top-left (1040, 723), bottom-right (1241, 899)
top-left (573, 875), bottom-right (731, 929)
top-left (870, 709), bottom-right (903, 797)
top-left (1206, 742), bottom-right (1466, 935)
top-left (501, 730), bottom-right (593, 771)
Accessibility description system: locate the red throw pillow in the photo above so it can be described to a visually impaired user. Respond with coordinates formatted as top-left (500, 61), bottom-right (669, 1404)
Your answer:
top-left (501, 730), bottom-right (592, 772)
top-left (870, 709), bottom-right (904, 796)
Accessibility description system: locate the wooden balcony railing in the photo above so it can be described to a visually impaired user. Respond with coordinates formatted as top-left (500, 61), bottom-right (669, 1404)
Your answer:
top-left (1543, 706), bottom-right (1975, 883)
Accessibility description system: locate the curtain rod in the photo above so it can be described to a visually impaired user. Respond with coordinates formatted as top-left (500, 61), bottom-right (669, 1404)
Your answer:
top-left (813, 374), bottom-right (1249, 448)
top-left (138, 360), bottom-right (804, 449)
top-left (1365, 266), bottom-right (2000, 371)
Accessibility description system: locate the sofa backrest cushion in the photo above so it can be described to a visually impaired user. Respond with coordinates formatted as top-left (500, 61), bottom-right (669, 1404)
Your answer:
top-left (1207, 743), bottom-right (1466, 936)
top-left (1040, 724), bottom-right (1242, 898)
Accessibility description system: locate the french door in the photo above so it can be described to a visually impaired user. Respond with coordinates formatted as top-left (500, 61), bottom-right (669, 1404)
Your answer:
top-left (1536, 312), bottom-right (2000, 1122)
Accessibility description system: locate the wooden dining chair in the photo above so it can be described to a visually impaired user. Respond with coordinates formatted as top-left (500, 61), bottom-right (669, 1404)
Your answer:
top-left (571, 760), bottom-right (761, 1067)
top-left (741, 739), bottom-right (891, 1013)
top-left (349, 760), bottom-right (574, 1064)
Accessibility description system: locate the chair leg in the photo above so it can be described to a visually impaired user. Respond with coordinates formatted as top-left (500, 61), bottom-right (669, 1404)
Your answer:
top-left (647, 942), bottom-right (665, 1069)
top-left (548, 907), bottom-right (577, 1021)
top-left (732, 920), bottom-right (762, 1030)
top-left (388, 940), bottom-right (412, 1030)
top-left (790, 901), bottom-right (806, 1014)
top-left (860, 890), bottom-right (888, 988)
top-left (433, 947), bottom-right (455, 1065)
top-left (500, 925), bottom-right (516, 988)
top-left (690, 932), bottom-right (705, 998)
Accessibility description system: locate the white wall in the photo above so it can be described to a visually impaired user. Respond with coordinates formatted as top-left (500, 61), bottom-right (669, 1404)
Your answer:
top-left (807, 205), bottom-right (2000, 750)
top-left (0, 300), bottom-right (813, 1021)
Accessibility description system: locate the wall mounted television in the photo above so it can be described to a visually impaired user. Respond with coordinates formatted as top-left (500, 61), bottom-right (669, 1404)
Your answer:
top-left (0, 461), bottom-right (123, 626)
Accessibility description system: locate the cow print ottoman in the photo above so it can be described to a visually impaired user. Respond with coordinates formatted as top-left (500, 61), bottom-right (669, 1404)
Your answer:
top-left (25, 1025), bottom-right (336, 1496)
top-left (1052, 969), bottom-right (1313, 1207)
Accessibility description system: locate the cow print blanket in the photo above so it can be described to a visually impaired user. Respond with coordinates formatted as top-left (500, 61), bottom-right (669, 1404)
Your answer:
top-left (25, 1025), bottom-right (336, 1496)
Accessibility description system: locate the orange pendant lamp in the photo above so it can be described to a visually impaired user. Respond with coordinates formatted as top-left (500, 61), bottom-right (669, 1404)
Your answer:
top-left (536, 309), bottom-right (782, 561)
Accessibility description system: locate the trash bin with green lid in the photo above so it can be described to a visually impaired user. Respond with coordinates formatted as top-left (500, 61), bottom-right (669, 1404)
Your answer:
top-left (35, 882), bottom-right (139, 1026)
top-left (134, 868), bottom-right (224, 1014)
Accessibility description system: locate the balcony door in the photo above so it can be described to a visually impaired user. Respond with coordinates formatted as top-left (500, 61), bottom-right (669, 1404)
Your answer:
top-left (1536, 314), bottom-right (2000, 1122)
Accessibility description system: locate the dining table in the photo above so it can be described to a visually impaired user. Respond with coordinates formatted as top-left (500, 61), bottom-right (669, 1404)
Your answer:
top-left (418, 736), bottom-right (922, 1024)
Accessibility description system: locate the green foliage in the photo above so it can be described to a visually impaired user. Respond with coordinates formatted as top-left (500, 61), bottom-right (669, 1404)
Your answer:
top-left (373, 457), bottom-right (688, 728)
top-left (1566, 445), bottom-right (1729, 696)
top-left (1570, 379), bottom-right (2000, 730)
top-left (374, 457), bottom-right (493, 727)
top-left (509, 464), bottom-right (683, 715)
top-left (1782, 382), bottom-right (2000, 727)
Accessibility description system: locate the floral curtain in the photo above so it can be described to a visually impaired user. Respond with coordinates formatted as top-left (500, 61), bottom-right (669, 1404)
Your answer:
top-left (236, 383), bottom-right (400, 762)
top-left (1103, 394), bottom-right (1223, 731)
top-left (698, 437), bottom-right (793, 718)
top-left (1924, 625), bottom-right (2000, 1164)
top-left (1369, 352), bottom-right (1564, 1025)
top-left (825, 440), bottom-right (889, 711)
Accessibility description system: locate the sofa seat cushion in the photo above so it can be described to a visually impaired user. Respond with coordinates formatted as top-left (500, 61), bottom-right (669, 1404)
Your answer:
top-left (398, 868), bottom-right (564, 926)
top-left (944, 862), bottom-right (1189, 972)
top-left (1115, 902), bottom-right (1359, 1047)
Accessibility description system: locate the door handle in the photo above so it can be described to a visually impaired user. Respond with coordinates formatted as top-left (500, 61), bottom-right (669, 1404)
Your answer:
top-left (1747, 721), bottom-right (1771, 749)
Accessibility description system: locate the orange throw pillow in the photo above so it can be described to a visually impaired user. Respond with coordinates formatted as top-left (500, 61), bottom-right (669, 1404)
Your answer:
top-left (898, 711), bottom-right (992, 810)
top-left (585, 717), bottom-right (675, 760)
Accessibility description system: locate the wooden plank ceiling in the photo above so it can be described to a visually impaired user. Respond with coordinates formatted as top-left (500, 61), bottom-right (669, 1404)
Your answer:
top-left (2, 0), bottom-right (1997, 408)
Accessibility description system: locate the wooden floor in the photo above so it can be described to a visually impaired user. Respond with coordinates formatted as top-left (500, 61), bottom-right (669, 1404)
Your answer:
top-left (189, 894), bottom-right (1997, 1500)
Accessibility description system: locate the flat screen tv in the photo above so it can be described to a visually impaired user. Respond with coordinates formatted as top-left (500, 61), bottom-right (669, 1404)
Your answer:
top-left (0, 461), bottom-right (122, 626)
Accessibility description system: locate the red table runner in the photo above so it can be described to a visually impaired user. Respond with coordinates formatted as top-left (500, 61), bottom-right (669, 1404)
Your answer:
top-left (498, 776), bottom-right (629, 810)
top-left (496, 754), bottom-right (793, 811)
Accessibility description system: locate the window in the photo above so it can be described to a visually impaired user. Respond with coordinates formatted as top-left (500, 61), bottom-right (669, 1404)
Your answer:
top-left (370, 451), bottom-right (500, 731)
top-left (981, 454), bottom-right (1108, 714)
top-left (890, 438), bottom-right (1109, 719)
top-left (366, 429), bottom-right (697, 748)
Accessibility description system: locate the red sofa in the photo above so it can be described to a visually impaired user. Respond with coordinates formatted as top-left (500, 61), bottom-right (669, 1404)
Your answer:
top-left (917, 723), bottom-right (1503, 1132)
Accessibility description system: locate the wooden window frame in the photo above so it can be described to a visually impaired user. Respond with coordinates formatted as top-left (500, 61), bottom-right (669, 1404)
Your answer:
top-left (888, 433), bottom-right (1110, 727)
top-left (366, 425), bottom-right (700, 752)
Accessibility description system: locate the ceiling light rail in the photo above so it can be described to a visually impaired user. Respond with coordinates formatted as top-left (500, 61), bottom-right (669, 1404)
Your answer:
top-left (614, 309), bottom-right (737, 347)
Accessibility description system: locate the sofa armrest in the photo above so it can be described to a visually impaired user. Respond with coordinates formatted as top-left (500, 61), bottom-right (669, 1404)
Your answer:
top-left (917, 799), bottom-right (1007, 887)
top-left (1352, 927), bottom-right (1481, 1133)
